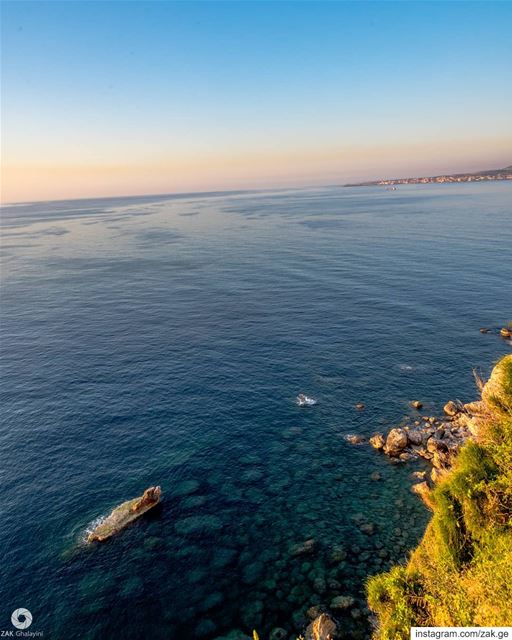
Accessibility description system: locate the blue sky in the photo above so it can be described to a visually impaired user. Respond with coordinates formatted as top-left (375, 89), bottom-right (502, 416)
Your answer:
top-left (1, 1), bottom-right (511, 201)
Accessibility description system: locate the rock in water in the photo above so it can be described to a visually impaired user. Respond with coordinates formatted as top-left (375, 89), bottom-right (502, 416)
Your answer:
top-left (369, 433), bottom-right (385, 450)
top-left (290, 538), bottom-right (316, 556)
top-left (87, 486), bottom-right (161, 542)
top-left (383, 428), bottom-right (408, 456)
top-left (305, 613), bottom-right (339, 640)
top-left (330, 595), bottom-right (355, 609)
top-left (443, 400), bottom-right (460, 416)
top-left (410, 400), bottom-right (423, 410)
top-left (345, 433), bottom-right (367, 445)
top-left (407, 429), bottom-right (423, 446)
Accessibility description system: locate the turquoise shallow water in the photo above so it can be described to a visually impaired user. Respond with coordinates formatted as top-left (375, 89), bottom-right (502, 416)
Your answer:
top-left (1, 183), bottom-right (511, 639)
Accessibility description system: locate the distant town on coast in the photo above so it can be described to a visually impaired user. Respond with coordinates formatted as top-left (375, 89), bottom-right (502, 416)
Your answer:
top-left (345, 164), bottom-right (512, 186)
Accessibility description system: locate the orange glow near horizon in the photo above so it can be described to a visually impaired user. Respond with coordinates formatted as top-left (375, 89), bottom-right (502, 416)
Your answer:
top-left (2, 136), bottom-right (511, 204)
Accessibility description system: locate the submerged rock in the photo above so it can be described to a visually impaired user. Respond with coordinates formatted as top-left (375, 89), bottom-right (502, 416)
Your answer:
top-left (87, 486), bottom-right (161, 543)
top-left (195, 618), bottom-right (217, 638)
top-left (290, 538), bottom-right (316, 556)
top-left (328, 545), bottom-right (347, 563)
top-left (241, 561), bottom-right (264, 585)
top-left (330, 594), bottom-right (355, 609)
top-left (360, 522), bottom-right (376, 535)
top-left (345, 433), bottom-right (367, 445)
top-left (119, 575), bottom-right (144, 599)
top-left (174, 515), bottom-right (223, 536)
top-left (241, 468), bottom-right (264, 483)
top-left (307, 605), bottom-right (327, 620)
top-left (211, 547), bottom-right (237, 569)
top-left (313, 576), bottom-right (327, 594)
top-left (172, 479), bottom-right (200, 497)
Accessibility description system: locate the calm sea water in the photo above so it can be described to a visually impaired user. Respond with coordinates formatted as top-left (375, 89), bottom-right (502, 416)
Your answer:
top-left (1, 183), bottom-right (511, 639)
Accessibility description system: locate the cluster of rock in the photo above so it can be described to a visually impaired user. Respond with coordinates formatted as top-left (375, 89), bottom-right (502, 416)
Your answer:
top-left (213, 531), bottom-right (381, 640)
top-left (369, 399), bottom-right (488, 488)
top-left (289, 356), bottom-right (512, 640)
top-left (480, 325), bottom-right (512, 339)
top-left (287, 537), bottom-right (374, 640)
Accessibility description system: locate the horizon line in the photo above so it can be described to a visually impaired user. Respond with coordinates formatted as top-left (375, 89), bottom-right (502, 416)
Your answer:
top-left (0, 182), bottom-right (346, 208)
top-left (2, 162), bottom-right (510, 207)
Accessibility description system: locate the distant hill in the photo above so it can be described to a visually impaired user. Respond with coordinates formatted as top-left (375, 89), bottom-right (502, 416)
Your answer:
top-left (345, 165), bottom-right (512, 187)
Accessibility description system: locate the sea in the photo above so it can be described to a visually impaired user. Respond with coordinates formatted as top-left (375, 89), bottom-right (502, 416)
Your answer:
top-left (1, 182), bottom-right (511, 640)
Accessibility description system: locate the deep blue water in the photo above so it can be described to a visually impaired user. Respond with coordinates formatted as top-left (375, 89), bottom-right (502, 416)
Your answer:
top-left (1, 183), bottom-right (511, 640)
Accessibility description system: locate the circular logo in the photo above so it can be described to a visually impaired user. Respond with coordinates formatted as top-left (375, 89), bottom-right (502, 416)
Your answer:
top-left (11, 608), bottom-right (33, 630)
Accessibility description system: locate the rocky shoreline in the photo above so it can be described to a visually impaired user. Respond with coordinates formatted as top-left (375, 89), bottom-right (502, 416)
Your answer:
top-left (269, 398), bottom-right (485, 640)
top-left (298, 348), bottom-right (512, 640)
top-left (294, 406), bottom-right (480, 640)
top-left (215, 353), bottom-right (512, 640)
top-left (369, 397), bottom-right (482, 490)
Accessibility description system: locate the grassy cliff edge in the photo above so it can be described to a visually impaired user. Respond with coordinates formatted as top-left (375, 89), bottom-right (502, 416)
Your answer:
top-left (367, 355), bottom-right (512, 637)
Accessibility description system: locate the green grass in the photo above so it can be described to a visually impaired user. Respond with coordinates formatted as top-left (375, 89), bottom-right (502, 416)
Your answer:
top-left (367, 355), bottom-right (512, 637)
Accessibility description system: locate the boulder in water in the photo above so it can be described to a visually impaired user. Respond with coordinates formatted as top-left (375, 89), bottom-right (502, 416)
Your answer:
top-left (443, 400), bottom-right (460, 417)
top-left (305, 613), bottom-right (339, 640)
top-left (407, 429), bottom-right (423, 446)
top-left (369, 433), bottom-right (385, 450)
top-left (87, 486), bottom-right (161, 543)
top-left (383, 428), bottom-right (408, 456)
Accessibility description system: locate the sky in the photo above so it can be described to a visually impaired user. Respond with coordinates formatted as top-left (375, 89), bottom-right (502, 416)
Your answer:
top-left (1, 1), bottom-right (511, 203)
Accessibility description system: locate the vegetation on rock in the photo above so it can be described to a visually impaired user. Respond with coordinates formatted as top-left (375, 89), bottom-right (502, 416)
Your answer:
top-left (367, 355), bottom-right (512, 637)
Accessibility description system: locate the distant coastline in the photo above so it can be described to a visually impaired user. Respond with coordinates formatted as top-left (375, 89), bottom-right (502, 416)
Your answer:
top-left (345, 164), bottom-right (512, 187)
